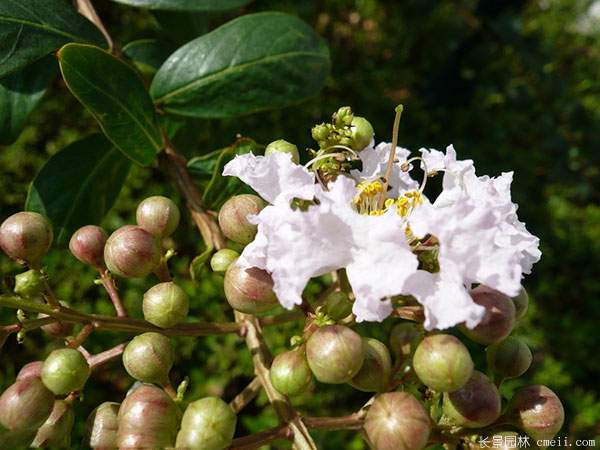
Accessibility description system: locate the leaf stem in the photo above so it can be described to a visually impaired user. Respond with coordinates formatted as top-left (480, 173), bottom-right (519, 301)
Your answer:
top-left (75, 0), bottom-right (115, 52)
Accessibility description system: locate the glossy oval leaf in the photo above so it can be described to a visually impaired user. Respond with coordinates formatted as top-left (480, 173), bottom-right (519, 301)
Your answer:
top-left (0, 0), bottom-right (106, 77)
top-left (26, 134), bottom-right (131, 245)
top-left (58, 44), bottom-right (163, 166)
top-left (0, 55), bottom-right (57, 145)
top-left (110, 0), bottom-right (251, 11)
top-left (122, 39), bottom-right (176, 76)
top-left (150, 12), bottom-right (331, 118)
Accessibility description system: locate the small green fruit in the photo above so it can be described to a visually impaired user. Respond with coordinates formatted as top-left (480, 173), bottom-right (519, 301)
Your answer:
top-left (117, 384), bottom-right (179, 449)
top-left (442, 371), bottom-right (501, 428)
top-left (363, 392), bottom-right (431, 450)
top-left (86, 402), bottom-right (120, 450)
top-left (0, 378), bottom-right (54, 430)
top-left (143, 282), bottom-right (189, 328)
top-left (306, 325), bottom-right (365, 384)
top-left (104, 225), bottom-right (161, 278)
top-left (122, 332), bottom-right (174, 384)
top-left (506, 385), bottom-right (564, 441)
top-left (265, 139), bottom-right (300, 164)
top-left (136, 196), bottom-right (181, 238)
top-left (270, 347), bottom-right (313, 396)
top-left (218, 194), bottom-right (266, 245)
top-left (512, 287), bottom-right (529, 320)
top-left (69, 225), bottom-right (108, 267)
top-left (176, 397), bottom-right (237, 450)
top-left (413, 334), bottom-right (473, 392)
top-left (224, 263), bottom-right (278, 314)
top-left (324, 291), bottom-right (353, 320)
top-left (210, 249), bottom-right (240, 273)
top-left (350, 338), bottom-right (392, 392)
top-left (487, 336), bottom-right (532, 379)
top-left (350, 116), bottom-right (374, 151)
top-left (32, 400), bottom-right (74, 448)
top-left (0, 212), bottom-right (53, 267)
top-left (460, 285), bottom-right (516, 345)
top-left (41, 348), bottom-right (90, 395)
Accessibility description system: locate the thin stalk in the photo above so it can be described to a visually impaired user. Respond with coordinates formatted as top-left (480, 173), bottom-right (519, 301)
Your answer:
top-left (229, 377), bottom-right (262, 414)
top-left (99, 269), bottom-right (128, 317)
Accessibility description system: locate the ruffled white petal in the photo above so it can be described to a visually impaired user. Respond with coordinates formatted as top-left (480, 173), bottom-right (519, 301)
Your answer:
top-left (223, 152), bottom-right (315, 203)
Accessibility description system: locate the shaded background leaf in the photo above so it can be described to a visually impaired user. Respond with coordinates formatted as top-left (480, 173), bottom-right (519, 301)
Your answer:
top-left (0, 0), bottom-right (106, 77)
top-left (25, 134), bottom-right (131, 245)
top-left (58, 43), bottom-right (163, 166)
top-left (110, 0), bottom-right (252, 12)
top-left (0, 55), bottom-right (57, 145)
top-left (122, 38), bottom-right (176, 76)
top-left (150, 12), bottom-right (331, 118)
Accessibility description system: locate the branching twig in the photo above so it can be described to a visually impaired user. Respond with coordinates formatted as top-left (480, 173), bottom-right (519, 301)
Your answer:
top-left (87, 342), bottom-right (127, 370)
top-left (99, 269), bottom-right (128, 317)
top-left (229, 377), bottom-right (262, 414)
top-left (229, 423), bottom-right (292, 449)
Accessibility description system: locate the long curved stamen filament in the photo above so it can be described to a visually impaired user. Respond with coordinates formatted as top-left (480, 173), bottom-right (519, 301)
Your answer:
top-left (402, 156), bottom-right (429, 193)
top-left (304, 152), bottom-right (348, 169)
top-left (380, 105), bottom-right (404, 208)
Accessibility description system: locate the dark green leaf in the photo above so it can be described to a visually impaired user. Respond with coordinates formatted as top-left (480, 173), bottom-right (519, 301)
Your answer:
top-left (0, 0), bottom-right (106, 77)
top-left (26, 134), bottom-right (131, 245)
top-left (150, 12), bottom-right (330, 118)
top-left (153, 11), bottom-right (208, 44)
top-left (0, 55), bottom-right (57, 145)
top-left (57, 43), bottom-right (163, 166)
top-left (122, 39), bottom-right (176, 76)
top-left (110, 0), bottom-right (251, 11)
top-left (187, 137), bottom-right (261, 209)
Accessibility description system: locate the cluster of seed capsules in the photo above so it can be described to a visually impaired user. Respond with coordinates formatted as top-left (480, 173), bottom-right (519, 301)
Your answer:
top-left (0, 178), bottom-right (564, 450)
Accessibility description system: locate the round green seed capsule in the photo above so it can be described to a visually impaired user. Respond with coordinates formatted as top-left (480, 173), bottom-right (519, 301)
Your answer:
top-left (442, 371), bottom-right (501, 428)
top-left (218, 194), bottom-right (266, 245)
top-left (176, 397), bottom-right (237, 450)
top-left (136, 196), bottom-right (181, 238)
top-left (0, 211), bottom-right (53, 267)
top-left (413, 334), bottom-right (473, 392)
top-left (306, 325), bottom-right (365, 384)
top-left (350, 338), bottom-right (392, 393)
top-left (122, 332), bottom-right (174, 384)
top-left (224, 263), bottom-right (278, 314)
top-left (210, 249), bottom-right (240, 273)
top-left (486, 336), bottom-right (532, 379)
top-left (350, 116), bottom-right (374, 151)
top-left (265, 139), bottom-right (300, 164)
top-left (143, 282), bottom-right (189, 328)
top-left (104, 225), bottom-right (161, 278)
top-left (41, 348), bottom-right (90, 395)
top-left (270, 347), bottom-right (313, 396)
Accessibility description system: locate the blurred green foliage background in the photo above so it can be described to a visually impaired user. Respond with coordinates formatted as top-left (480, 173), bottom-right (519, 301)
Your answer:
top-left (1, 0), bottom-right (599, 448)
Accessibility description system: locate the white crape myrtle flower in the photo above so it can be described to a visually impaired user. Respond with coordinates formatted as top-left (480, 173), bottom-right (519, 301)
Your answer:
top-left (222, 142), bottom-right (541, 331)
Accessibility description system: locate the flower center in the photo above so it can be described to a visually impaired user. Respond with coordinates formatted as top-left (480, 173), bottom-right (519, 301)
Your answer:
top-left (353, 181), bottom-right (422, 218)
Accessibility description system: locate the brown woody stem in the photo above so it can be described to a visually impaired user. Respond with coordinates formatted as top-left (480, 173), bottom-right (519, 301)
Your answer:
top-left (87, 342), bottom-right (127, 370)
top-left (229, 377), bottom-right (262, 414)
top-left (229, 423), bottom-right (292, 449)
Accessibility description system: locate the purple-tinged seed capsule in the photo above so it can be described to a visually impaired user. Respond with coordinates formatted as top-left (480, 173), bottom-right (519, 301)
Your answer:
top-left (136, 196), bottom-right (180, 239)
top-left (0, 212), bottom-right (53, 267)
top-left (69, 225), bottom-right (108, 267)
top-left (104, 225), bottom-right (161, 278)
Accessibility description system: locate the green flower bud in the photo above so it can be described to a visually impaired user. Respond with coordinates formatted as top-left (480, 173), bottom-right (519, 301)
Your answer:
top-left (136, 196), bottom-right (181, 238)
top-left (175, 397), bottom-right (237, 450)
top-left (270, 347), bottom-right (313, 397)
top-left (363, 392), bottom-right (431, 450)
top-left (486, 336), bottom-right (532, 379)
top-left (265, 139), bottom-right (300, 164)
top-left (324, 291), bottom-right (353, 320)
top-left (413, 334), bottom-right (473, 392)
top-left (32, 399), bottom-right (74, 448)
top-left (506, 385), bottom-right (564, 441)
top-left (350, 116), bottom-right (374, 151)
top-left (122, 332), bottom-right (174, 384)
top-left (41, 348), bottom-right (90, 395)
top-left (350, 338), bottom-right (392, 392)
top-left (333, 106), bottom-right (354, 127)
top-left (0, 212), bottom-right (53, 267)
top-left (16, 361), bottom-right (43, 381)
top-left (311, 123), bottom-right (330, 142)
top-left (143, 282), bottom-right (189, 328)
top-left (14, 269), bottom-right (45, 297)
top-left (86, 402), bottom-right (120, 450)
top-left (442, 371), bottom-right (501, 428)
top-left (512, 287), bottom-right (529, 320)
top-left (389, 322), bottom-right (422, 361)
top-left (306, 325), bottom-right (365, 384)
top-left (0, 378), bottom-right (54, 430)
top-left (104, 225), bottom-right (161, 278)
top-left (218, 194), bottom-right (266, 245)
top-left (224, 264), bottom-right (278, 314)
top-left (210, 249), bottom-right (240, 273)
top-left (460, 285), bottom-right (516, 345)
top-left (69, 225), bottom-right (108, 267)
top-left (117, 384), bottom-right (178, 449)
